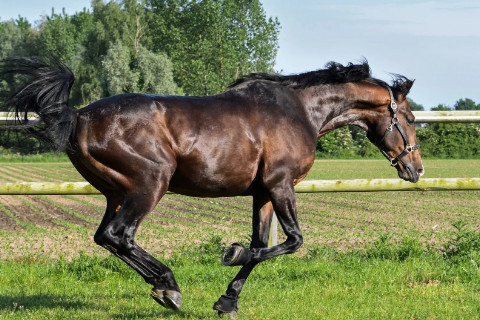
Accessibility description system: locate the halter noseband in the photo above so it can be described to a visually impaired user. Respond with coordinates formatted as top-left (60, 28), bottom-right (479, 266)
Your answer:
top-left (375, 86), bottom-right (420, 167)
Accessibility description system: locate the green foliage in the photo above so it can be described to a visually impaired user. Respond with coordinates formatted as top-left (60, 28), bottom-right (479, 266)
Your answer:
top-left (431, 103), bottom-right (451, 111)
top-left (415, 123), bottom-right (480, 158)
top-left (454, 98), bottom-right (480, 110)
top-left (102, 40), bottom-right (139, 94)
top-left (316, 126), bottom-right (381, 159)
top-left (0, 151), bottom-right (69, 162)
top-left (0, 0), bottom-right (278, 100)
top-left (0, 131), bottom-right (53, 154)
top-left (0, 20), bottom-right (28, 59)
top-left (317, 126), bottom-right (354, 156)
top-left (441, 221), bottom-right (480, 262)
top-left (101, 40), bottom-right (178, 96)
top-left (36, 11), bottom-right (78, 63)
top-left (407, 98), bottom-right (424, 111)
top-left (365, 234), bottom-right (424, 261)
top-left (148, 0), bottom-right (280, 95)
top-left (197, 235), bottom-right (225, 264)
top-left (136, 46), bottom-right (178, 94)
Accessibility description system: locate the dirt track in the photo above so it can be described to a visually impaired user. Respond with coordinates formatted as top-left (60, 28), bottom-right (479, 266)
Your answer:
top-left (0, 193), bottom-right (254, 260)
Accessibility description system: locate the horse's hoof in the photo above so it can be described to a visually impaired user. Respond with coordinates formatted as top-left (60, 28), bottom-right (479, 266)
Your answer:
top-left (213, 295), bottom-right (239, 316)
top-left (151, 288), bottom-right (182, 312)
top-left (222, 243), bottom-right (252, 266)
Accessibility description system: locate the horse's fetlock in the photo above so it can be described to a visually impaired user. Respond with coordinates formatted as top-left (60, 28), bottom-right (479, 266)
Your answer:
top-left (118, 237), bottom-right (135, 252)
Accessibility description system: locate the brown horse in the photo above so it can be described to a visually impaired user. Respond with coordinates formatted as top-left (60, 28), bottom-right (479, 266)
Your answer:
top-left (1, 57), bottom-right (423, 317)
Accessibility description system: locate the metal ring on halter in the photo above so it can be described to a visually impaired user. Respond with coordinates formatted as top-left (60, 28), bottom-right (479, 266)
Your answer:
top-left (406, 145), bottom-right (414, 153)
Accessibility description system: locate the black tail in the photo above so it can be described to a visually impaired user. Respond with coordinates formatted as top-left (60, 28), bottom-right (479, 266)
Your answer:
top-left (0, 56), bottom-right (76, 151)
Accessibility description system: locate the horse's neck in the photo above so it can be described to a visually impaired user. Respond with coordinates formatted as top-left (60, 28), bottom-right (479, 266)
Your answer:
top-left (299, 82), bottom-right (387, 138)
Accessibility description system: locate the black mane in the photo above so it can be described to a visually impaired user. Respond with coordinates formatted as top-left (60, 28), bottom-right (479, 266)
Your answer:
top-left (230, 60), bottom-right (413, 97)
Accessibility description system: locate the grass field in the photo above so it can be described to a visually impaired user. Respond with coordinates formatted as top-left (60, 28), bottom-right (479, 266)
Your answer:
top-left (1, 159), bottom-right (480, 319)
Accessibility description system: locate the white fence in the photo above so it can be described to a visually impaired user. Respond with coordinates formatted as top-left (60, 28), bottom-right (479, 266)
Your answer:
top-left (1, 178), bottom-right (480, 195)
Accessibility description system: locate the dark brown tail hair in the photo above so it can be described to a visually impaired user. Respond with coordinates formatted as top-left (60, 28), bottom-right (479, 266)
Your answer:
top-left (0, 56), bottom-right (76, 151)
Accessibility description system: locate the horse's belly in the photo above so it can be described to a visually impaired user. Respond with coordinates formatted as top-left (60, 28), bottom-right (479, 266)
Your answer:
top-left (168, 165), bottom-right (257, 197)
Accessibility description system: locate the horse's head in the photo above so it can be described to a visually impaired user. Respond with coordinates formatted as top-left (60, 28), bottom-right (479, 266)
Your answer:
top-left (364, 79), bottom-right (424, 182)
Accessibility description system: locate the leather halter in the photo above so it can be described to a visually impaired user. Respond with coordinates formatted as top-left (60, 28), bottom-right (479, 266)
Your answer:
top-left (375, 86), bottom-right (420, 167)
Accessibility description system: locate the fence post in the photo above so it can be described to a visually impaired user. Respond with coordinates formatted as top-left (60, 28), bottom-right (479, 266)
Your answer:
top-left (268, 212), bottom-right (278, 247)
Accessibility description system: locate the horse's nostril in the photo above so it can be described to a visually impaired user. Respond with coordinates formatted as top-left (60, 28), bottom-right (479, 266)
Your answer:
top-left (418, 167), bottom-right (425, 177)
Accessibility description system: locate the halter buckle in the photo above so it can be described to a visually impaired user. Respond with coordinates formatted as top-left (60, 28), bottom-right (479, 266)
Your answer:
top-left (390, 158), bottom-right (398, 167)
top-left (391, 101), bottom-right (397, 111)
top-left (406, 145), bottom-right (414, 153)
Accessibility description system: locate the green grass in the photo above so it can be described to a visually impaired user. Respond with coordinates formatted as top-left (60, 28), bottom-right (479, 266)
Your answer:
top-left (2, 232), bottom-right (480, 319)
top-left (0, 153), bottom-right (70, 163)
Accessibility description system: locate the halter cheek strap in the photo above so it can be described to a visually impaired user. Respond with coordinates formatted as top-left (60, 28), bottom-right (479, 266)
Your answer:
top-left (376, 87), bottom-right (420, 167)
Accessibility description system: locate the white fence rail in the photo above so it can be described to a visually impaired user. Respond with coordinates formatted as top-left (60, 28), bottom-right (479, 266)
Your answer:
top-left (1, 178), bottom-right (480, 195)
top-left (413, 110), bottom-right (480, 123)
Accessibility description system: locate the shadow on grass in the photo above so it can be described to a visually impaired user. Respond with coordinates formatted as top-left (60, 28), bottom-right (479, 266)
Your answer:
top-left (111, 309), bottom-right (216, 320)
top-left (0, 294), bottom-right (85, 311)
top-left (0, 294), bottom-right (212, 319)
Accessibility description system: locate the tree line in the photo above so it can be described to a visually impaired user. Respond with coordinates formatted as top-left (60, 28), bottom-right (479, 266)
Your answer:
top-left (1, 0), bottom-right (478, 158)
top-left (0, 0), bottom-right (279, 106)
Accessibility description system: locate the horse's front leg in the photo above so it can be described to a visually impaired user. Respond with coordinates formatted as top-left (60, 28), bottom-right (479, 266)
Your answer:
top-left (214, 181), bottom-right (303, 317)
top-left (213, 193), bottom-right (274, 317)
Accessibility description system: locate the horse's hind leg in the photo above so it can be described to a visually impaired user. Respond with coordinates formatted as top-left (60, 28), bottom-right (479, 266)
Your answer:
top-left (214, 193), bottom-right (274, 316)
top-left (94, 185), bottom-right (182, 311)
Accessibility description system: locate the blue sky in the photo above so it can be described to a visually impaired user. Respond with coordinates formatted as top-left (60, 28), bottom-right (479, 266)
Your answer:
top-left (1, 0), bottom-right (479, 109)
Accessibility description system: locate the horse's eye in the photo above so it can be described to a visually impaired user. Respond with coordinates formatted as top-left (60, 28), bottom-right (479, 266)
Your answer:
top-left (407, 118), bottom-right (415, 125)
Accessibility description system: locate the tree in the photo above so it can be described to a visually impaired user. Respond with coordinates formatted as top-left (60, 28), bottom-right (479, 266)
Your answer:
top-left (102, 40), bottom-right (178, 96)
top-left (454, 98), bottom-right (479, 110)
top-left (36, 10), bottom-right (77, 63)
top-left (416, 98), bottom-right (480, 158)
top-left (0, 19), bottom-right (33, 109)
top-left (148, 0), bottom-right (280, 95)
top-left (0, 20), bottom-right (28, 59)
top-left (102, 40), bottom-right (139, 95)
top-left (407, 98), bottom-right (424, 111)
top-left (431, 104), bottom-right (452, 111)
top-left (317, 126), bottom-right (356, 157)
top-left (136, 46), bottom-right (178, 94)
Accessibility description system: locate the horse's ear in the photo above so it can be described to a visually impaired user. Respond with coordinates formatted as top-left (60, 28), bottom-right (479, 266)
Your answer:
top-left (396, 79), bottom-right (414, 101)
